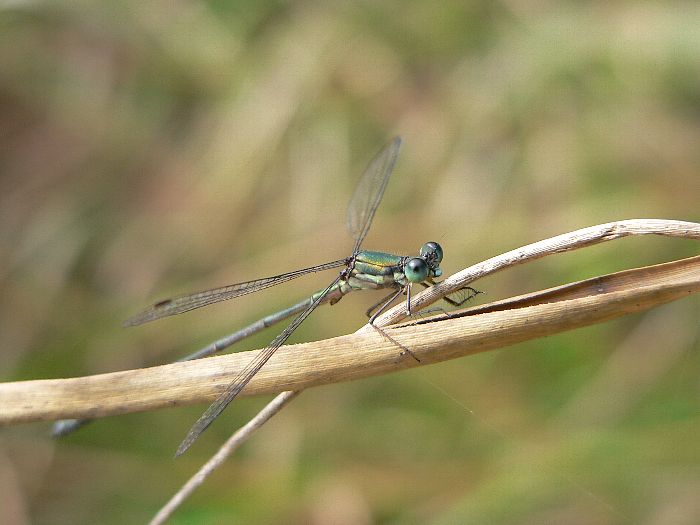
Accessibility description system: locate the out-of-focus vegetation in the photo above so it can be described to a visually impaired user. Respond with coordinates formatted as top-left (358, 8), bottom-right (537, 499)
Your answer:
top-left (1, 2), bottom-right (699, 524)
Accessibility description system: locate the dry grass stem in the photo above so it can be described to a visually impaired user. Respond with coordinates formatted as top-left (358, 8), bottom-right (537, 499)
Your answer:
top-left (149, 390), bottom-right (300, 525)
top-left (1, 219), bottom-right (698, 425)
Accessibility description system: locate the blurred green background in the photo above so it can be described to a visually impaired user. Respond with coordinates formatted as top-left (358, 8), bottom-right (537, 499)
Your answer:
top-left (1, 2), bottom-right (699, 524)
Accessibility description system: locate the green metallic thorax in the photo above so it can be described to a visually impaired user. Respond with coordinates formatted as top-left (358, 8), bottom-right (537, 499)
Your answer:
top-left (355, 250), bottom-right (403, 269)
top-left (311, 250), bottom-right (409, 305)
top-left (340, 250), bottom-right (407, 295)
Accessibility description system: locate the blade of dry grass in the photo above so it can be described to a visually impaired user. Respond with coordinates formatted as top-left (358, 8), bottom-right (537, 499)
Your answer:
top-left (1, 249), bottom-right (698, 425)
top-left (370, 218), bottom-right (700, 328)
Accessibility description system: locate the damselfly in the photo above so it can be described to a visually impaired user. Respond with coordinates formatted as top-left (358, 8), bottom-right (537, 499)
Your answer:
top-left (57, 137), bottom-right (472, 455)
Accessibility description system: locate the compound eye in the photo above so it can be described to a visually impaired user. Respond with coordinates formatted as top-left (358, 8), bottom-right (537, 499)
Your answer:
top-left (405, 257), bottom-right (429, 283)
top-left (420, 241), bottom-right (443, 264)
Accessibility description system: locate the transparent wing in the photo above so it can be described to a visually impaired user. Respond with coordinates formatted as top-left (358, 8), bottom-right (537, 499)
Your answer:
top-left (123, 259), bottom-right (347, 326)
top-left (175, 274), bottom-right (343, 456)
top-left (346, 137), bottom-right (402, 253)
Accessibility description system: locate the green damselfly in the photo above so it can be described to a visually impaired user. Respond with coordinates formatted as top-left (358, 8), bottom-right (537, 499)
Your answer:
top-left (54, 137), bottom-right (472, 455)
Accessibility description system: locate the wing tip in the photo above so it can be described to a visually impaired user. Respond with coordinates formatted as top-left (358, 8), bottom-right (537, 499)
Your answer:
top-left (122, 297), bottom-right (175, 327)
top-left (122, 313), bottom-right (148, 327)
top-left (174, 439), bottom-right (192, 458)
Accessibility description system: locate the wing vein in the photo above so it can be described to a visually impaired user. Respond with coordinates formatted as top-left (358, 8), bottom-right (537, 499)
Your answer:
top-left (346, 137), bottom-right (401, 253)
top-left (124, 259), bottom-right (347, 326)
